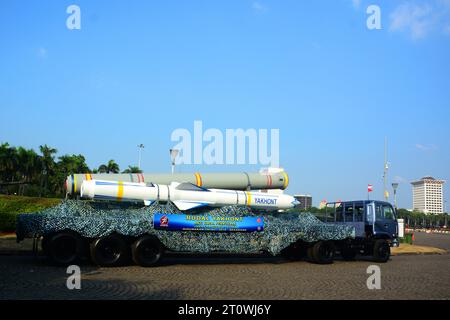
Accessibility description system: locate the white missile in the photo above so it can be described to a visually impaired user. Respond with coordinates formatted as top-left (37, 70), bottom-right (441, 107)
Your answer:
top-left (80, 180), bottom-right (299, 211)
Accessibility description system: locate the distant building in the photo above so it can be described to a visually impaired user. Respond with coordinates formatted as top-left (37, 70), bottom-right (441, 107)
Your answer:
top-left (294, 194), bottom-right (312, 210)
top-left (411, 177), bottom-right (445, 214)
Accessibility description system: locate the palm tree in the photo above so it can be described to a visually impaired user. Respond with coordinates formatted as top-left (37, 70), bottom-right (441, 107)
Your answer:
top-left (0, 143), bottom-right (18, 182)
top-left (0, 143), bottom-right (19, 194)
top-left (53, 154), bottom-right (91, 196)
top-left (98, 160), bottom-right (120, 174)
top-left (15, 147), bottom-right (40, 195)
top-left (0, 143), bottom-right (12, 181)
top-left (122, 166), bottom-right (142, 173)
top-left (39, 144), bottom-right (57, 196)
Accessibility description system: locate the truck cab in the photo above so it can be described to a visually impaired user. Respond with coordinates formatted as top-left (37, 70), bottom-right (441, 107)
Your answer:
top-left (320, 200), bottom-right (399, 262)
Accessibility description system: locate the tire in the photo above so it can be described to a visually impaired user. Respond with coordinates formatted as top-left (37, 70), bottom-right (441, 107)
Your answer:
top-left (311, 241), bottom-right (335, 264)
top-left (341, 243), bottom-right (357, 261)
top-left (90, 234), bottom-right (129, 267)
top-left (46, 231), bottom-right (83, 266)
top-left (281, 242), bottom-right (306, 261)
top-left (307, 246), bottom-right (314, 261)
top-left (131, 235), bottom-right (163, 267)
top-left (373, 239), bottom-right (390, 263)
top-left (41, 235), bottom-right (50, 256)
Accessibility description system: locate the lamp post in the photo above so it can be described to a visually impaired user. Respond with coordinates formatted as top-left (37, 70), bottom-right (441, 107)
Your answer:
top-left (383, 137), bottom-right (389, 201)
top-left (392, 182), bottom-right (399, 209)
top-left (137, 144), bottom-right (144, 170)
top-left (445, 201), bottom-right (448, 229)
top-left (170, 149), bottom-right (179, 174)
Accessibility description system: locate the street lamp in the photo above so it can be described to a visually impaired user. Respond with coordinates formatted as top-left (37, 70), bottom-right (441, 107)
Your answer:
top-left (392, 182), bottom-right (399, 209)
top-left (137, 144), bottom-right (144, 170)
top-left (445, 201), bottom-right (448, 229)
top-left (170, 149), bottom-right (179, 174)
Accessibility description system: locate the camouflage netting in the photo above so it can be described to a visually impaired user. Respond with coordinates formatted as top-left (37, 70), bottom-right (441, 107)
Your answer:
top-left (16, 200), bottom-right (355, 255)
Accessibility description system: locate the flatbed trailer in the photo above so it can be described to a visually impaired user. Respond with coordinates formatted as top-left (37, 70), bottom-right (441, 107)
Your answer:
top-left (15, 199), bottom-right (398, 266)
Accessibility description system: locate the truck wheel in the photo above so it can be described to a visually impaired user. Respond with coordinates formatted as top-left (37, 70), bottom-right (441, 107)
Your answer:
top-left (41, 235), bottom-right (50, 256)
top-left (311, 241), bottom-right (335, 264)
top-left (341, 244), bottom-right (357, 261)
top-left (90, 234), bottom-right (129, 267)
top-left (306, 246), bottom-right (315, 261)
top-left (373, 239), bottom-right (390, 263)
top-left (132, 235), bottom-right (163, 267)
top-left (281, 242), bottom-right (306, 261)
top-left (46, 231), bottom-right (83, 266)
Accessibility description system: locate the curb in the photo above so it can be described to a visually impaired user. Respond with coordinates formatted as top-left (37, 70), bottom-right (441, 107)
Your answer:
top-left (391, 251), bottom-right (448, 256)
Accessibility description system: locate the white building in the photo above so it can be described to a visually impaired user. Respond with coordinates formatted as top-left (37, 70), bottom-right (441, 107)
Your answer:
top-left (411, 177), bottom-right (445, 214)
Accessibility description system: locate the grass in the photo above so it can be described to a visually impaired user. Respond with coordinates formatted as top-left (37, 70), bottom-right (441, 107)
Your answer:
top-left (0, 195), bottom-right (61, 232)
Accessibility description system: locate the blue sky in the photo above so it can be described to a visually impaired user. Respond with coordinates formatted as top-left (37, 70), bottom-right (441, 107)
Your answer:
top-left (1, 0), bottom-right (449, 209)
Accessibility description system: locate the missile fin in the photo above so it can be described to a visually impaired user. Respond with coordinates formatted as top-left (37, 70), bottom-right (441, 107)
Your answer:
top-left (173, 200), bottom-right (209, 211)
top-left (175, 182), bottom-right (210, 192)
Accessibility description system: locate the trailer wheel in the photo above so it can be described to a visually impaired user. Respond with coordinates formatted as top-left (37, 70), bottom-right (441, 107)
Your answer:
top-left (41, 235), bottom-right (50, 256)
top-left (90, 234), bottom-right (129, 267)
top-left (46, 231), bottom-right (83, 266)
top-left (311, 241), bottom-right (335, 264)
top-left (131, 235), bottom-right (163, 267)
top-left (373, 239), bottom-right (390, 263)
top-left (341, 244), bottom-right (357, 261)
top-left (281, 242), bottom-right (306, 261)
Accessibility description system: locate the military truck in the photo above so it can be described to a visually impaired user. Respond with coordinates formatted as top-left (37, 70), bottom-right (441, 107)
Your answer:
top-left (16, 199), bottom-right (399, 267)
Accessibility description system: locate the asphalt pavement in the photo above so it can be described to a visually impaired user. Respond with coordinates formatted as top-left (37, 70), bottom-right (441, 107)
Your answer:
top-left (0, 244), bottom-right (448, 299)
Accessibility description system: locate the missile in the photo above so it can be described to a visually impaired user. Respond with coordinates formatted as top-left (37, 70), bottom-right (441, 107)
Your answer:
top-left (80, 179), bottom-right (299, 211)
top-left (65, 171), bottom-right (289, 195)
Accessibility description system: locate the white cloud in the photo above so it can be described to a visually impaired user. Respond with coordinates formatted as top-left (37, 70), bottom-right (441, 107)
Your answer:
top-left (389, 0), bottom-right (450, 39)
top-left (252, 2), bottom-right (268, 13)
top-left (389, 3), bottom-right (434, 39)
top-left (394, 176), bottom-right (407, 183)
top-left (352, 0), bottom-right (361, 9)
top-left (415, 143), bottom-right (438, 151)
top-left (37, 47), bottom-right (48, 59)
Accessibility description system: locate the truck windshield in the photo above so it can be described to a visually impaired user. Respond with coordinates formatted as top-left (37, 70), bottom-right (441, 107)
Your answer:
top-left (383, 205), bottom-right (396, 220)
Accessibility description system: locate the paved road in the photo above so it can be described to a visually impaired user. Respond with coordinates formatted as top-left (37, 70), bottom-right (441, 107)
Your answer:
top-left (412, 232), bottom-right (450, 251)
top-left (0, 253), bottom-right (449, 300)
top-left (1, 232), bottom-right (449, 300)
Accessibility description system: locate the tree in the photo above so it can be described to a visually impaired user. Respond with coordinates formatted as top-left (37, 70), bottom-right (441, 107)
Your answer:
top-left (122, 166), bottom-right (142, 173)
top-left (98, 160), bottom-right (120, 174)
top-left (53, 154), bottom-right (91, 196)
top-left (39, 145), bottom-right (57, 196)
top-left (15, 147), bottom-right (41, 195)
top-left (0, 143), bottom-right (18, 183)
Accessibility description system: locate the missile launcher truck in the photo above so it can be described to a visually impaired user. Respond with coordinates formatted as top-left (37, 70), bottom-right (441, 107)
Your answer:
top-left (15, 170), bottom-right (399, 267)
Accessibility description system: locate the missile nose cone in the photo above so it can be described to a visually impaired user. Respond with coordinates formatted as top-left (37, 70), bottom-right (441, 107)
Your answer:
top-left (292, 199), bottom-right (300, 207)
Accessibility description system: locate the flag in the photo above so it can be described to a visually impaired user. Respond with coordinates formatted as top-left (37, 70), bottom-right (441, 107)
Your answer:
top-left (368, 184), bottom-right (373, 192)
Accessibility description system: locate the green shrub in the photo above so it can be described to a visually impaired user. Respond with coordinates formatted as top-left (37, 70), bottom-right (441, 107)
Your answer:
top-left (0, 195), bottom-right (61, 232)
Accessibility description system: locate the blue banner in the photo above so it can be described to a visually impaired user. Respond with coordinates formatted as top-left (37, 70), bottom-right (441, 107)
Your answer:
top-left (153, 213), bottom-right (264, 232)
